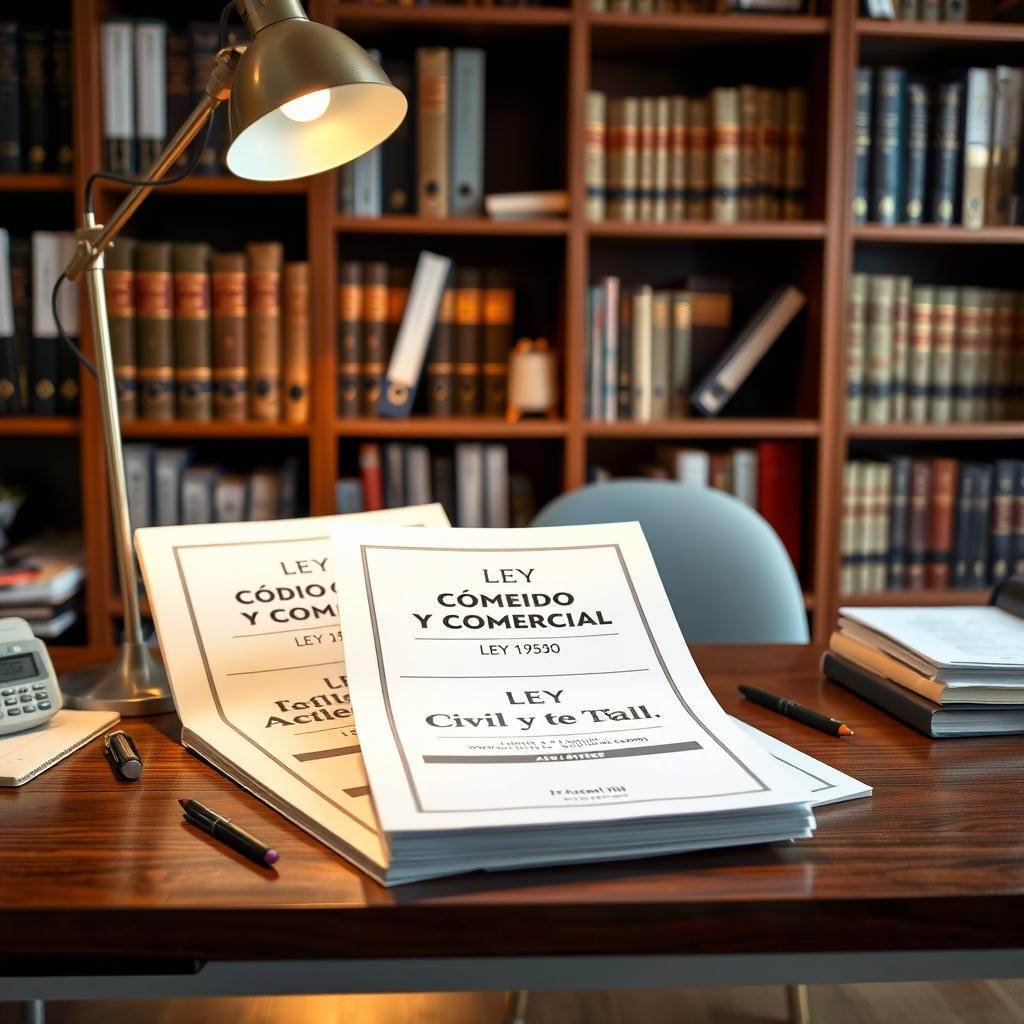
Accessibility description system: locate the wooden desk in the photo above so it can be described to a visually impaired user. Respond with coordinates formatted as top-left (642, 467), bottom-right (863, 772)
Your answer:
top-left (2, 645), bottom-right (1023, 999)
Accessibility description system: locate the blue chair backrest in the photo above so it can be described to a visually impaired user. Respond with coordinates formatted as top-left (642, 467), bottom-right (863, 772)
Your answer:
top-left (530, 479), bottom-right (809, 644)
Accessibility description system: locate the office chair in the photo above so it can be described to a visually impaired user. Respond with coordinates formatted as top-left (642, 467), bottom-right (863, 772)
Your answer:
top-left (503, 479), bottom-right (811, 1024)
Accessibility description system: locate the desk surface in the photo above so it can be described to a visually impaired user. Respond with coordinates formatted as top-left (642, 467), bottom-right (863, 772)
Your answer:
top-left (2, 644), bottom-right (1022, 962)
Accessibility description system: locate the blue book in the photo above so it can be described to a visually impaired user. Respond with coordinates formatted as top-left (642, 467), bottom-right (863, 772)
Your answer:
top-left (930, 81), bottom-right (962, 226)
top-left (904, 80), bottom-right (928, 224)
top-left (450, 49), bottom-right (485, 217)
top-left (870, 67), bottom-right (907, 225)
top-left (852, 68), bottom-right (872, 224)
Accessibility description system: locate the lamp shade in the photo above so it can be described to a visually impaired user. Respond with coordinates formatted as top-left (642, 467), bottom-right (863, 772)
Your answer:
top-left (225, 11), bottom-right (407, 181)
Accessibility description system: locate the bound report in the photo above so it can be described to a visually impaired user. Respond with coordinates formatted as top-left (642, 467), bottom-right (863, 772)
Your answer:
top-left (330, 522), bottom-right (815, 883)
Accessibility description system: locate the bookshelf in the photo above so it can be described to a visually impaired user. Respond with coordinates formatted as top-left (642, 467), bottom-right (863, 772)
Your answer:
top-left (2, 0), bottom-right (1020, 675)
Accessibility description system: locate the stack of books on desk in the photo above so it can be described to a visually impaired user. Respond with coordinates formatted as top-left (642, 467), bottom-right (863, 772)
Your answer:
top-left (0, 533), bottom-right (84, 639)
top-left (823, 576), bottom-right (1024, 738)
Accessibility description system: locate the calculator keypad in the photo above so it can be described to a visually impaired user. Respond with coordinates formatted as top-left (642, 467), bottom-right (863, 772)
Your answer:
top-left (0, 686), bottom-right (56, 724)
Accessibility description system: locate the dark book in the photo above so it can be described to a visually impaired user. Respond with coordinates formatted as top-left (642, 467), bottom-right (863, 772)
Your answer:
top-left (51, 27), bottom-right (73, 172)
top-left (282, 261), bottom-right (311, 425)
top-left (55, 239), bottom-right (80, 416)
top-left (432, 453), bottom-right (456, 524)
top-left (887, 455), bottom-right (912, 589)
top-left (337, 260), bottom-right (363, 419)
top-left (173, 242), bottom-right (213, 422)
top-left (991, 459), bottom-right (1017, 584)
top-left (10, 237), bottom-right (29, 412)
top-left (19, 26), bottom-right (48, 173)
top-left (246, 241), bottom-right (283, 421)
top-left (135, 241), bottom-right (174, 421)
top-left (930, 81), bottom-right (962, 227)
top-left (0, 231), bottom-right (15, 414)
top-left (105, 238), bottom-right (137, 421)
top-left (381, 58), bottom-right (415, 215)
top-left (969, 463), bottom-right (993, 589)
top-left (617, 289), bottom-right (632, 420)
top-left (166, 31), bottom-right (191, 172)
top-left (482, 269), bottom-right (514, 417)
top-left (951, 463), bottom-right (976, 588)
top-left (903, 79), bottom-right (928, 225)
top-left (0, 23), bottom-right (20, 173)
top-left (928, 457), bottom-right (958, 589)
top-left (686, 276), bottom-right (733, 388)
top-left (1013, 460), bottom-right (1024, 578)
top-left (29, 231), bottom-right (59, 416)
top-left (870, 66), bottom-right (907, 225)
top-left (211, 252), bottom-right (248, 421)
top-left (905, 458), bottom-right (930, 590)
top-left (188, 22), bottom-right (222, 176)
top-left (757, 441), bottom-right (803, 577)
top-left (454, 267), bottom-right (482, 416)
top-left (426, 283), bottom-right (455, 416)
top-left (362, 261), bottom-right (389, 415)
top-left (822, 651), bottom-right (1024, 738)
top-left (852, 67), bottom-right (872, 224)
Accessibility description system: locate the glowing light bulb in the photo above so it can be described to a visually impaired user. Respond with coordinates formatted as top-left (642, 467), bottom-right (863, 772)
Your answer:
top-left (280, 89), bottom-right (330, 123)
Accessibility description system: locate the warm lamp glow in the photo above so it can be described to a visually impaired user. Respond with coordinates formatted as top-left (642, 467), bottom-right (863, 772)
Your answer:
top-left (280, 88), bottom-right (330, 122)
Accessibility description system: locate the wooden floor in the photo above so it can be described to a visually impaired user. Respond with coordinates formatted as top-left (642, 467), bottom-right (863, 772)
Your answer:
top-left (3, 982), bottom-right (1022, 1024)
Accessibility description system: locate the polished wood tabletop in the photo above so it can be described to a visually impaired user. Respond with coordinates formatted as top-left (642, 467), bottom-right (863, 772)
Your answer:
top-left (2, 644), bottom-right (1022, 962)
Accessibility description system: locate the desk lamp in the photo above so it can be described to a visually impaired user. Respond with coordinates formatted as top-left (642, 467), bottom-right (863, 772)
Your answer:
top-left (59, 0), bottom-right (406, 714)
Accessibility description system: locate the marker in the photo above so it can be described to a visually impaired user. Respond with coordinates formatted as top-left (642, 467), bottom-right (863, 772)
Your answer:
top-left (178, 798), bottom-right (279, 867)
top-left (739, 685), bottom-right (854, 738)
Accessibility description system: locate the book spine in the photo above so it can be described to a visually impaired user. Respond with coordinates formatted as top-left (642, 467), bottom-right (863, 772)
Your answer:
top-left (362, 261), bottom-right (389, 416)
top-left (602, 276), bottom-right (620, 422)
top-left (650, 290), bottom-right (671, 420)
top-left (954, 286), bottom-right (982, 421)
top-left (165, 31), bottom-right (191, 172)
top-left (653, 96), bottom-right (670, 224)
top-left (871, 67), bottom-right (906, 225)
top-left (991, 459), bottom-right (1016, 584)
top-left (53, 232), bottom-right (80, 418)
top-left (134, 21), bottom-right (167, 169)
top-left (10, 238), bottom-right (29, 412)
top-left (211, 252), bottom-right (248, 421)
top-left (620, 97), bottom-right (639, 222)
top-left (426, 283), bottom-right (455, 417)
top-left (617, 288), bottom-right (632, 419)
top-left (970, 463), bottom-right (992, 588)
top-left (19, 26), bottom-right (48, 173)
top-left (282, 262), bottom-right (310, 424)
top-left (450, 48), bottom-right (485, 217)
top-left (738, 85), bottom-right (758, 222)
top-left (669, 289), bottom-right (691, 417)
top-left (638, 97), bottom-right (655, 222)
top-left (976, 288), bottom-right (995, 420)
top-left (352, 142), bottom-right (381, 218)
top-left (852, 68), bottom-right (872, 224)
top-left (840, 461), bottom-right (857, 596)
top-left (905, 458), bottom-right (930, 590)
top-left (30, 233), bottom-right (60, 415)
top-left (927, 457), bottom-right (958, 589)
top-left (908, 285), bottom-right (933, 424)
top-left (687, 277), bottom-right (733, 386)
top-left (755, 89), bottom-right (779, 219)
top-left (782, 87), bottom-right (807, 220)
top-left (51, 27), bottom-right (73, 172)
top-left (930, 81), bottom-right (962, 227)
top-left (587, 284), bottom-right (602, 421)
top-left (865, 274), bottom-right (896, 423)
top-left (668, 96), bottom-right (687, 222)
top-left (246, 241), bottom-right (283, 421)
top-left (897, 0), bottom-right (919, 17)
top-left (930, 286), bottom-right (957, 423)
top-left (756, 440), bottom-right (802, 575)
top-left (0, 24), bottom-right (19, 173)
top-left (687, 98), bottom-right (710, 220)
top-left (188, 22), bottom-right (222, 175)
top-left (416, 47), bottom-right (450, 219)
top-left (952, 464), bottom-right (976, 587)
top-left (482, 269), bottom-right (514, 417)
top-left (944, 0), bottom-right (966, 19)
top-left (135, 242), bottom-right (174, 421)
top-left (585, 90), bottom-right (606, 222)
top-left (891, 276), bottom-right (911, 422)
top-left (962, 68), bottom-right (994, 230)
top-left (337, 260), bottom-right (363, 419)
top-left (483, 443), bottom-right (509, 528)
top-left (101, 20), bottom-right (135, 173)
top-left (172, 241), bottom-right (213, 422)
top-left (606, 99), bottom-right (622, 221)
top-left (359, 443), bottom-right (384, 511)
top-left (381, 59), bottom-right (415, 215)
top-left (847, 273), bottom-right (867, 424)
top-left (455, 442), bottom-right (485, 527)
top-left (992, 289), bottom-right (1015, 420)
top-left (1013, 459), bottom-right (1024, 578)
top-left (0, 230), bottom-right (14, 414)
top-left (887, 455), bottom-right (911, 589)
top-left (631, 286), bottom-right (653, 421)
top-left (710, 88), bottom-right (740, 224)
top-left (454, 267), bottom-right (483, 415)
top-left (874, 462), bottom-right (893, 592)
top-left (985, 66), bottom-right (1024, 227)
top-left (903, 80), bottom-right (928, 225)
top-left (920, 0), bottom-right (941, 19)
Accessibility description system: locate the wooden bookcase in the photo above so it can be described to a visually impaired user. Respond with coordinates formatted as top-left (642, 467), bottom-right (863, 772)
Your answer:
top-left (1, 0), bottom-right (1021, 672)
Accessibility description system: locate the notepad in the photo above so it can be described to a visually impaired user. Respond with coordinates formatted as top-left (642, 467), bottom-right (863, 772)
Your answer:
top-left (0, 709), bottom-right (118, 786)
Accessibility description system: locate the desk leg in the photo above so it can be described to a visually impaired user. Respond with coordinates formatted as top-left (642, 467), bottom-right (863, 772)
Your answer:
top-left (504, 989), bottom-right (529, 1024)
top-left (21, 1000), bottom-right (44, 1024)
top-left (786, 984), bottom-right (810, 1024)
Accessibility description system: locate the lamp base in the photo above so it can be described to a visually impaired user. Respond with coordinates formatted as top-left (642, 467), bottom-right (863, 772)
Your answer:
top-left (61, 643), bottom-right (174, 716)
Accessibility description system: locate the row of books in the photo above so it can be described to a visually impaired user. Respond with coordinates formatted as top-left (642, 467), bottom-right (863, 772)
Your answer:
top-left (590, 440), bottom-right (803, 574)
top-left (853, 66), bottom-right (1024, 228)
top-left (0, 23), bottom-right (73, 174)
top-left (339, 442), bottom-right (536, 528)
top-left (340, 48), bottom-right (484, 219)
top-left (861, 0), bottom-right (966, 19)
top-left (839, 457), bottom-right (1024, 597)
top-left (100, 19), bottom-right (238, 175)
top-left (0, 230), bottom-right (80, 417)
top-left (847, 274), bottom-right (1024, 425)
top-left (0, 533), bottom-right (84, 641)
top-left (338, 260), bottom-right (517, 419)
top-left (105, 240), bottom-right (310, 424)
top-left (584, 87), bottom-right (807, 224)
top-left (587, 277), bottom-right (806, 421)
top-left (123, 445), bottom-right (302, 531)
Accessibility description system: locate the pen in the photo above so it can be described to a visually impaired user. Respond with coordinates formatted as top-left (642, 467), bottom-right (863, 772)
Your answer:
top-left (104, 730), bottom-right (143, 780)
top-left (739, 685), bottom-right (854, 738)
top-left (178, 798), bottom-right (279, 868)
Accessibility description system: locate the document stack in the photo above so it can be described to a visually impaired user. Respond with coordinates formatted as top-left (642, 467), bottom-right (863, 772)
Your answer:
top-left (823, 576), bottom-right (1024, 737)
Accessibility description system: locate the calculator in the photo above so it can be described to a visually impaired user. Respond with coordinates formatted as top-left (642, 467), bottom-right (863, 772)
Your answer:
top-left (0, 617), bottom-right (62, 737)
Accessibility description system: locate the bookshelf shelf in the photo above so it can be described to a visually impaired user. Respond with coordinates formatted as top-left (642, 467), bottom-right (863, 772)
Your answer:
top-left (852, 224), bottom-right (1024, 245)
top-left (589, 11), bottom-right (830, 43)
top-left (588, 221), bottom-right (826, 241)
top-left (336, 417), bottom-right (569, 439)
top-left (119, 421), bottom-right (312, 439)
top-left (334, 215), bottom-right (569, 237)
top-left (846, 422), bottom-right (1024, 441)
top-left (854, 18), bottom-right (1024, 44)
top-left (0, 173), bottom-right (74, 192)
top-left (0, 417), bottom-right (80, 436)
top-left (843, 589), bottom-right (991, 607)
top-left (332, 4), bottom-right (572, 28)
top-left (585, 419), bottom-right (821, 440)
top-left (95, 177), bottom-right (308, 197)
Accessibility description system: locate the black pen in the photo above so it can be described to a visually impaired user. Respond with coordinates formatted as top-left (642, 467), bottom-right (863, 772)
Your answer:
top-left (178, 798), bottom-right (279, 867)
top-left (739, 685), bottom-right (854, 738)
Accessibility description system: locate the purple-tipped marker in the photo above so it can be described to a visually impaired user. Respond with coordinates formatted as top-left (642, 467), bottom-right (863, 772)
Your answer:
top-left (179, 797), bottom-right (280, 870)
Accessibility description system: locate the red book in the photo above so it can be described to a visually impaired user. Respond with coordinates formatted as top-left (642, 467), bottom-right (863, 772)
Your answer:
top-left (359, 443), bottom-right (384, 511)
top-left (756, 441), bottom-right (802, 575)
